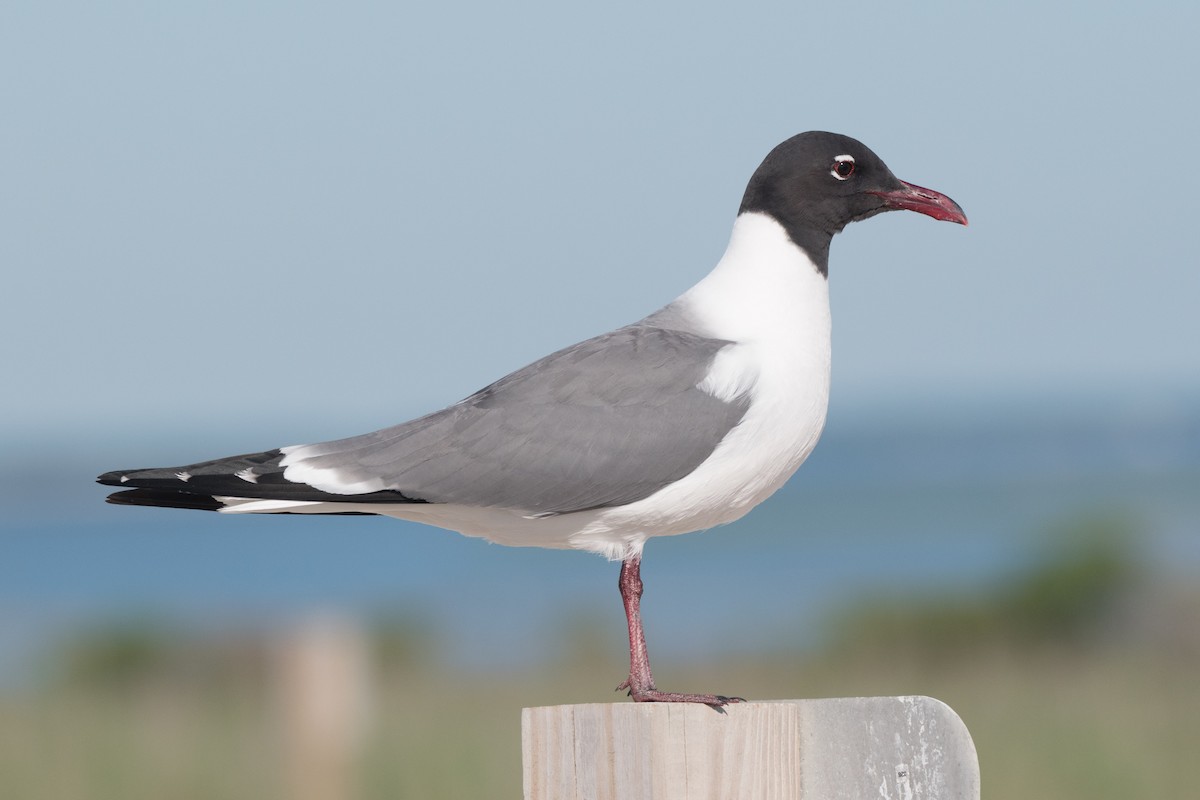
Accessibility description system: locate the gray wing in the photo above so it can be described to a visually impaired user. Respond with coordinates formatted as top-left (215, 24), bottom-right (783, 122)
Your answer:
top-left (284, 324), bottom-right (749, 514)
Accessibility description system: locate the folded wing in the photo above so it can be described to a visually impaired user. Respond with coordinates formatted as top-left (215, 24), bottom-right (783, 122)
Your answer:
top-left (100, 324), bottom-right (750, 516)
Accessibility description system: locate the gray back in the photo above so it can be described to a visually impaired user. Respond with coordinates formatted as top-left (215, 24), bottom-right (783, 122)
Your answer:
top-left (288, 323), bottom-right (749, 515)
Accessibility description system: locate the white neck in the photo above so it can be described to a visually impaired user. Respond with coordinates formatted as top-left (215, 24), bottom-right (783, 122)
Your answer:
top-left (676, 212), bottom-right (831, 346)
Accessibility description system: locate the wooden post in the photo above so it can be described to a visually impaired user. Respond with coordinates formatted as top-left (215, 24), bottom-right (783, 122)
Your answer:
top-left (277, 615), bottom-right (370, 800)
top-left (522, 697), bottom-right (979, 800)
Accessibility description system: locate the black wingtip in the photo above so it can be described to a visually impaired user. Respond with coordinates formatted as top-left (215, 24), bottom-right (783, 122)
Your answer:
top-left (97, 470), bottom-right (130, 486)
top-left (106, 489), bottom-right (223, 512)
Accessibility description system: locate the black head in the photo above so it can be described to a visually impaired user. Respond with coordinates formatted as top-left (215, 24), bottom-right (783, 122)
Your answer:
top-left (739, 131), bottom-right (966, 275)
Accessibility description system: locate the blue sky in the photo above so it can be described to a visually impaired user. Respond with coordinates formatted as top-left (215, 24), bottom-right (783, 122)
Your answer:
top-left (2, 2), bottom-right (1199, 685)
top-left (2, 1), bottom-right (1198, 450)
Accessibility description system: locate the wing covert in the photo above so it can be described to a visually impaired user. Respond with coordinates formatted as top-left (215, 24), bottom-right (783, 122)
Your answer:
top-left (281, 324), bottom-right (749, 514)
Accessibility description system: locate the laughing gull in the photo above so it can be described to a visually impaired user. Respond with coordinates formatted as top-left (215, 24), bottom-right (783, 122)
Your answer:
top-left (99, 131), bottom-right (966, 705)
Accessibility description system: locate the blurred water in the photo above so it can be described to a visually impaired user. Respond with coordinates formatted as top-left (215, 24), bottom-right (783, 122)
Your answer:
top-left (2, 404), bottom-right (1197, 682)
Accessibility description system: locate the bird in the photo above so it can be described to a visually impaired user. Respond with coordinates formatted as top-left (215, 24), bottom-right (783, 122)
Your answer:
top-left (99, 131), bottom-right (966, 706)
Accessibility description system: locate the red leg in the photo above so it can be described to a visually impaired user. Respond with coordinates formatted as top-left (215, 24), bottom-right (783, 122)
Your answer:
top-left (615, 556), bottom-right (742, 707)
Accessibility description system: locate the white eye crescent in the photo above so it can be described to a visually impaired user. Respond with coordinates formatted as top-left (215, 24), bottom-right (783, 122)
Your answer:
top-left (831, 154), bottom-right (855, 180)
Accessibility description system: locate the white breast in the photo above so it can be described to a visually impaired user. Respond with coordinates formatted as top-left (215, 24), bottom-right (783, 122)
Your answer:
top-left (568, 212), bottom-right (833, 557)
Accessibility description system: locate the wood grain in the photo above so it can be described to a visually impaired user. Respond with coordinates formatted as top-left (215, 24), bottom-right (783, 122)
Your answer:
top-left (522, 697), bottom-right (979, 800)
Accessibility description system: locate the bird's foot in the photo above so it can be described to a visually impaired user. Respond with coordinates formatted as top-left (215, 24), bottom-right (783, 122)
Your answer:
top-left (616, 678), bottom-right (744, 707)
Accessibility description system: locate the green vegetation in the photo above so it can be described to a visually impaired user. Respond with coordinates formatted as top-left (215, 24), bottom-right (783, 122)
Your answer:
top-left (826, 514), bottom-right (1141, 658)
top-left (4, 516), bottom-right (1197, 800)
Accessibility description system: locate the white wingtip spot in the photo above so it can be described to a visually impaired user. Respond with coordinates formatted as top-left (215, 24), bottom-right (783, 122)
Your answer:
top-left (235, 468), bottom-right (260, 484)
top-left (175, 471), bottom-right (192, 482)
top-left (120, 475), bottom-right (129, 483)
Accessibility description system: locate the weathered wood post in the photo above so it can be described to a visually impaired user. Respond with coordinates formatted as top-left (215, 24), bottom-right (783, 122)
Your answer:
top-left (277, 615), bottom-right (370, 800)
top-left (523, 697), bottom-right (979, 800)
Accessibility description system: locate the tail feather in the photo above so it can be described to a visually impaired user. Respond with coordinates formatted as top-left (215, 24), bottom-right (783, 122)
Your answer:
top-left (106, 488), bottom-right (225, 511)
top-left (98, 447), bottom-right (426, 510)
top-left (105, 488), bottom-right (376, 515)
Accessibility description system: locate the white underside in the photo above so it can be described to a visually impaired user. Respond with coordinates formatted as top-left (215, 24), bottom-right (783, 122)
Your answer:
top-left (220, 214), bottom-right (832, 560)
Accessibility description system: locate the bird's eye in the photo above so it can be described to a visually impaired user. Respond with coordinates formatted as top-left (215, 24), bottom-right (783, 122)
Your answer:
top-left (831, 155), bottom-right (856, 181)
